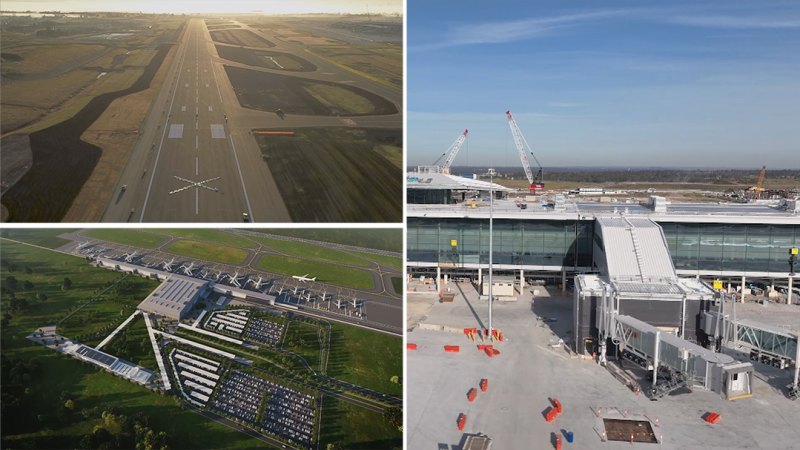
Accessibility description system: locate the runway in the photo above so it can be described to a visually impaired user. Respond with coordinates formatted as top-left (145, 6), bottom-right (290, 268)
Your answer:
top-left (103, 19), bottom-right (289, 222)
top-left (102, 18), bottom-right (401, 223)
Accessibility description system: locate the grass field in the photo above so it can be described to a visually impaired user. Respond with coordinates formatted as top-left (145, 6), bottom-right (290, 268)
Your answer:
top-left (390, 277), bottom-right (403, 294)
top-left (83, 229), bottom-right (168, 248)
top-left (283, 319), bottom-right (322, 372)
top-left (166, 240), bottom-right (249, 265)
top-left (345, 250), bottom-right (402, 270)
top-left (253, 127), bottom-right (402, 222)
top-left (154, 229), bottom-right (256, 249)
top-left (0, 241), bottom-right (259, 449)
top-left (303, 84), bottom-right (376, 115)
top-left (250, 235), bottom-right (373, 268)
top-left (101, 313), bottom-right (156, 371)
top-left (308, 44), bottom-right (402, 90)
top-left (259, 229), bottom-right (402, 252)
top-left (319, 395), bottom-right (401, 450)
top-left (257, 254), bottom-right (374, 290)
top-left (326, 324), bottom-right (402, 396)
top-left (0, 228), bottom-right (75, 249)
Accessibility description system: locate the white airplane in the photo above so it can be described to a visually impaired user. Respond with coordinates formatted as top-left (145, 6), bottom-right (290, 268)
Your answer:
top-left (162, 258), bottom-right (176, 271)
top-left (333, 298), bottom-right (347, 309)
top-left (180, 262), bottom-right (196, 276)
top-left (248, 276), bottom-right (269, 290)
top-left (213, 271), bottom-right (225, 282)
top-left (225, 272), bottom-right (245, 287)
top-left (350, 297), bottom-right (363, 308)
top-left (76, 241), bottom-right (91, 250)
top-left (122, 251), bottom-right (138, 263)
top-left (292, 274), bottom-right (316, 283)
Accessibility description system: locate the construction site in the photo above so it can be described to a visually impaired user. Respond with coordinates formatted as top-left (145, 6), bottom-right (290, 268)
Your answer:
top-left (406, 111), bottom-right (799, 449)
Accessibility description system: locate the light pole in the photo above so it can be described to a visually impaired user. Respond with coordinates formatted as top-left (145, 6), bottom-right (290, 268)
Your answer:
top-left (488, 168), bottom-right (495, 338)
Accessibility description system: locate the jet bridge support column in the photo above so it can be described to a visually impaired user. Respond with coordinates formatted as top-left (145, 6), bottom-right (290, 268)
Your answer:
top-left (519, 269), bottom-right (525, 292)
top-left (652, 331), bottom-right (661, 387)
top-left (741, 276), bottom-right (746, 302)
top-left (788, 276), bottom-right (794, 305)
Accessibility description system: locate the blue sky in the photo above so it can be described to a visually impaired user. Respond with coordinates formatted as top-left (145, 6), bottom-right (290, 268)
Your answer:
top-left (407, 1), bottom-right (800, 168)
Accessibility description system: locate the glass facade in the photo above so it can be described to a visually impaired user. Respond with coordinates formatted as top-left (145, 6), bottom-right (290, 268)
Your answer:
top-left (408, 218), bottom-right (800, 274)
top-left (407, 217), bottom-right (593, 267)
top-left (660, 222), bottom-right (800, 273)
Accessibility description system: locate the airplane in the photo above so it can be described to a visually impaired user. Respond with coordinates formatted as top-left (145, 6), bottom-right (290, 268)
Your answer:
top-left (225, 272), bottom-right (245, 288)
top-left (248, 276), bottom-right (269, 290)
top-left (333, 298), bottom-right (347, 309)
top-left (162, 258), bottom-right (176, 271)
top-left (292, 274), bottom-right (316, 283)
top-left (213, 271), bottom-right (226, 282)
top-left (76, 241), bottom-right (92, 250)
top-left (122, 251), bottom-right (138, 263)
top-left (350, 297), bottom-right (363, 308)
top-left (179, 262), bottom-right (196, 276)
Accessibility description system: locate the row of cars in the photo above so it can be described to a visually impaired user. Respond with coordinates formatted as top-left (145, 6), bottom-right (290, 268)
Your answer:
top-left (211, 370), bottom-right (315, 449)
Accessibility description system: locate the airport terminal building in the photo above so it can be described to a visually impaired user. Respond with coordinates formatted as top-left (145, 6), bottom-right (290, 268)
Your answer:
top-left (407, 183), bottom-right (800, 292)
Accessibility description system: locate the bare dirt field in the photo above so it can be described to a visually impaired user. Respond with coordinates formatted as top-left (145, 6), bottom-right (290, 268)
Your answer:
top-left (224, 65), bottom-right (397, 116)
top-left (63, 44), bottom-right (179, 222)
top-left (215, 45), bottom-right (316, 71)
top-left (1, 44), bottom-right (171, 222)
top-left (254, 127), bottom-right (402, 222)
top-left (0, 44), bottom-right (106, 77)
top-left (209, 29), bottom-right (274, 47)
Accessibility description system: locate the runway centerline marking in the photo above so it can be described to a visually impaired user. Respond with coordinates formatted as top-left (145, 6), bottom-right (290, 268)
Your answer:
top-left (195, 157), bottom-right (199, 176)
top-left (139, 30), bottom-right (190, 222)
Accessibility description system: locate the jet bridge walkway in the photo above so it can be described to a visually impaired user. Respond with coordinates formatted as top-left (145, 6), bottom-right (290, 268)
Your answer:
top-left (702, 309), bottom-right (799, 400)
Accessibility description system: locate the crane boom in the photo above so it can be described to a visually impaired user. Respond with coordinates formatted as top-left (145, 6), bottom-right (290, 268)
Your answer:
top-left (441, 129), bottom-right (469, 174)
top-left (754, 165), bottom-right (766, 200)
top-left (506, 110), bottom-right (544, 192)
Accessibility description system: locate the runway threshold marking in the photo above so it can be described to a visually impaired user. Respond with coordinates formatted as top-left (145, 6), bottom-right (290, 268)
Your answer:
top-left (208, 106), bottom-right (213, 112)
top-left (181, 106), bottom-right (186, 111)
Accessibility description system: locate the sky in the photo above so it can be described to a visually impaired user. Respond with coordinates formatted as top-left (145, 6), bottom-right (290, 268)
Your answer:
top-left (0, 0), bottom-right (400, 14)
top-left (408, 1), bottom-right (800, 168)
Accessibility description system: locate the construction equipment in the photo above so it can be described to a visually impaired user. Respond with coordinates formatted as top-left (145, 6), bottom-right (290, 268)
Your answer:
top-left (417, 128), bottom-right (469, 174)
top-left (753, 165), bottom-right (766, 199)
top-left (506, 110), bottom-right (544, 193)
top-left (440, 129), bottom-right (469, 174)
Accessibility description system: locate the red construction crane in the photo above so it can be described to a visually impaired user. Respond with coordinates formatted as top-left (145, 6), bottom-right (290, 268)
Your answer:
top-left (506, 110), bottom-right (544, 193)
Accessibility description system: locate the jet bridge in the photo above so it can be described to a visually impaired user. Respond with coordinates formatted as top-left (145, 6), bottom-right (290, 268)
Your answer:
top-left (701, 307), bottom-right (799, 400)
top-left (605, 314), bottom-right (753, 400)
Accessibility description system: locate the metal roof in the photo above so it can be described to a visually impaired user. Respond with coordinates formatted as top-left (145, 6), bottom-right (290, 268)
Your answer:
top-left (408, 198), bottom-right (800, 224)
top-left (596, 217), bottom-right (677, 281)
top-left (406, 172), bottom-right (513, 192)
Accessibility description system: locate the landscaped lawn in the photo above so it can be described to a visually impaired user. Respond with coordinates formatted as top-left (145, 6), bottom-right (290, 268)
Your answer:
top-left (319, 395), bottom-right (401, 450)
top-left (263, 229), bottom-right (401, 252)
top-left (257, 254), bottom-right (375, 290)
top-left (101, 313), bottom-right (156, 371)
top-left (326, 324), bottom-right (402, 396)
top-left (283, 319), bottom-right (322, 372)
top-left (154, 229), bottom-right (255, 249)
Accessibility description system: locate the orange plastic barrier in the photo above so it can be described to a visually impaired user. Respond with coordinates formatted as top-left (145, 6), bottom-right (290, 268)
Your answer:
top-left (705, 412), bottom-right (721, 424)
top-left (480, 378), bottom-right (488, 392)
top-left (253, 131), bottom-right (295, 135)
top-left (444, 345), bottom-right (460, 353)
top-left (553, 398), bottom-right (563, 414)
top-left (457, 413), bottom-right (467, 431)
top-left (554, 434), bottom-right (562, 450)
top-left (545, 408), bottom-right (557, 423)
top-left (407, 343), bottom-right (417, 350)
top-left (463, 327), bottom-right (478, 335)
top-left (477, 344), bottom-right (493, 351)
top-left (467, 388), bottom-right (477, 402)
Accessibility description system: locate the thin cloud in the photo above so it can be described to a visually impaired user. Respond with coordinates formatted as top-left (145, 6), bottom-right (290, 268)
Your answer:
top-left (412, 7), bottom-right (800, 52)
top-left (665, 15), bottom-right (800, 29)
